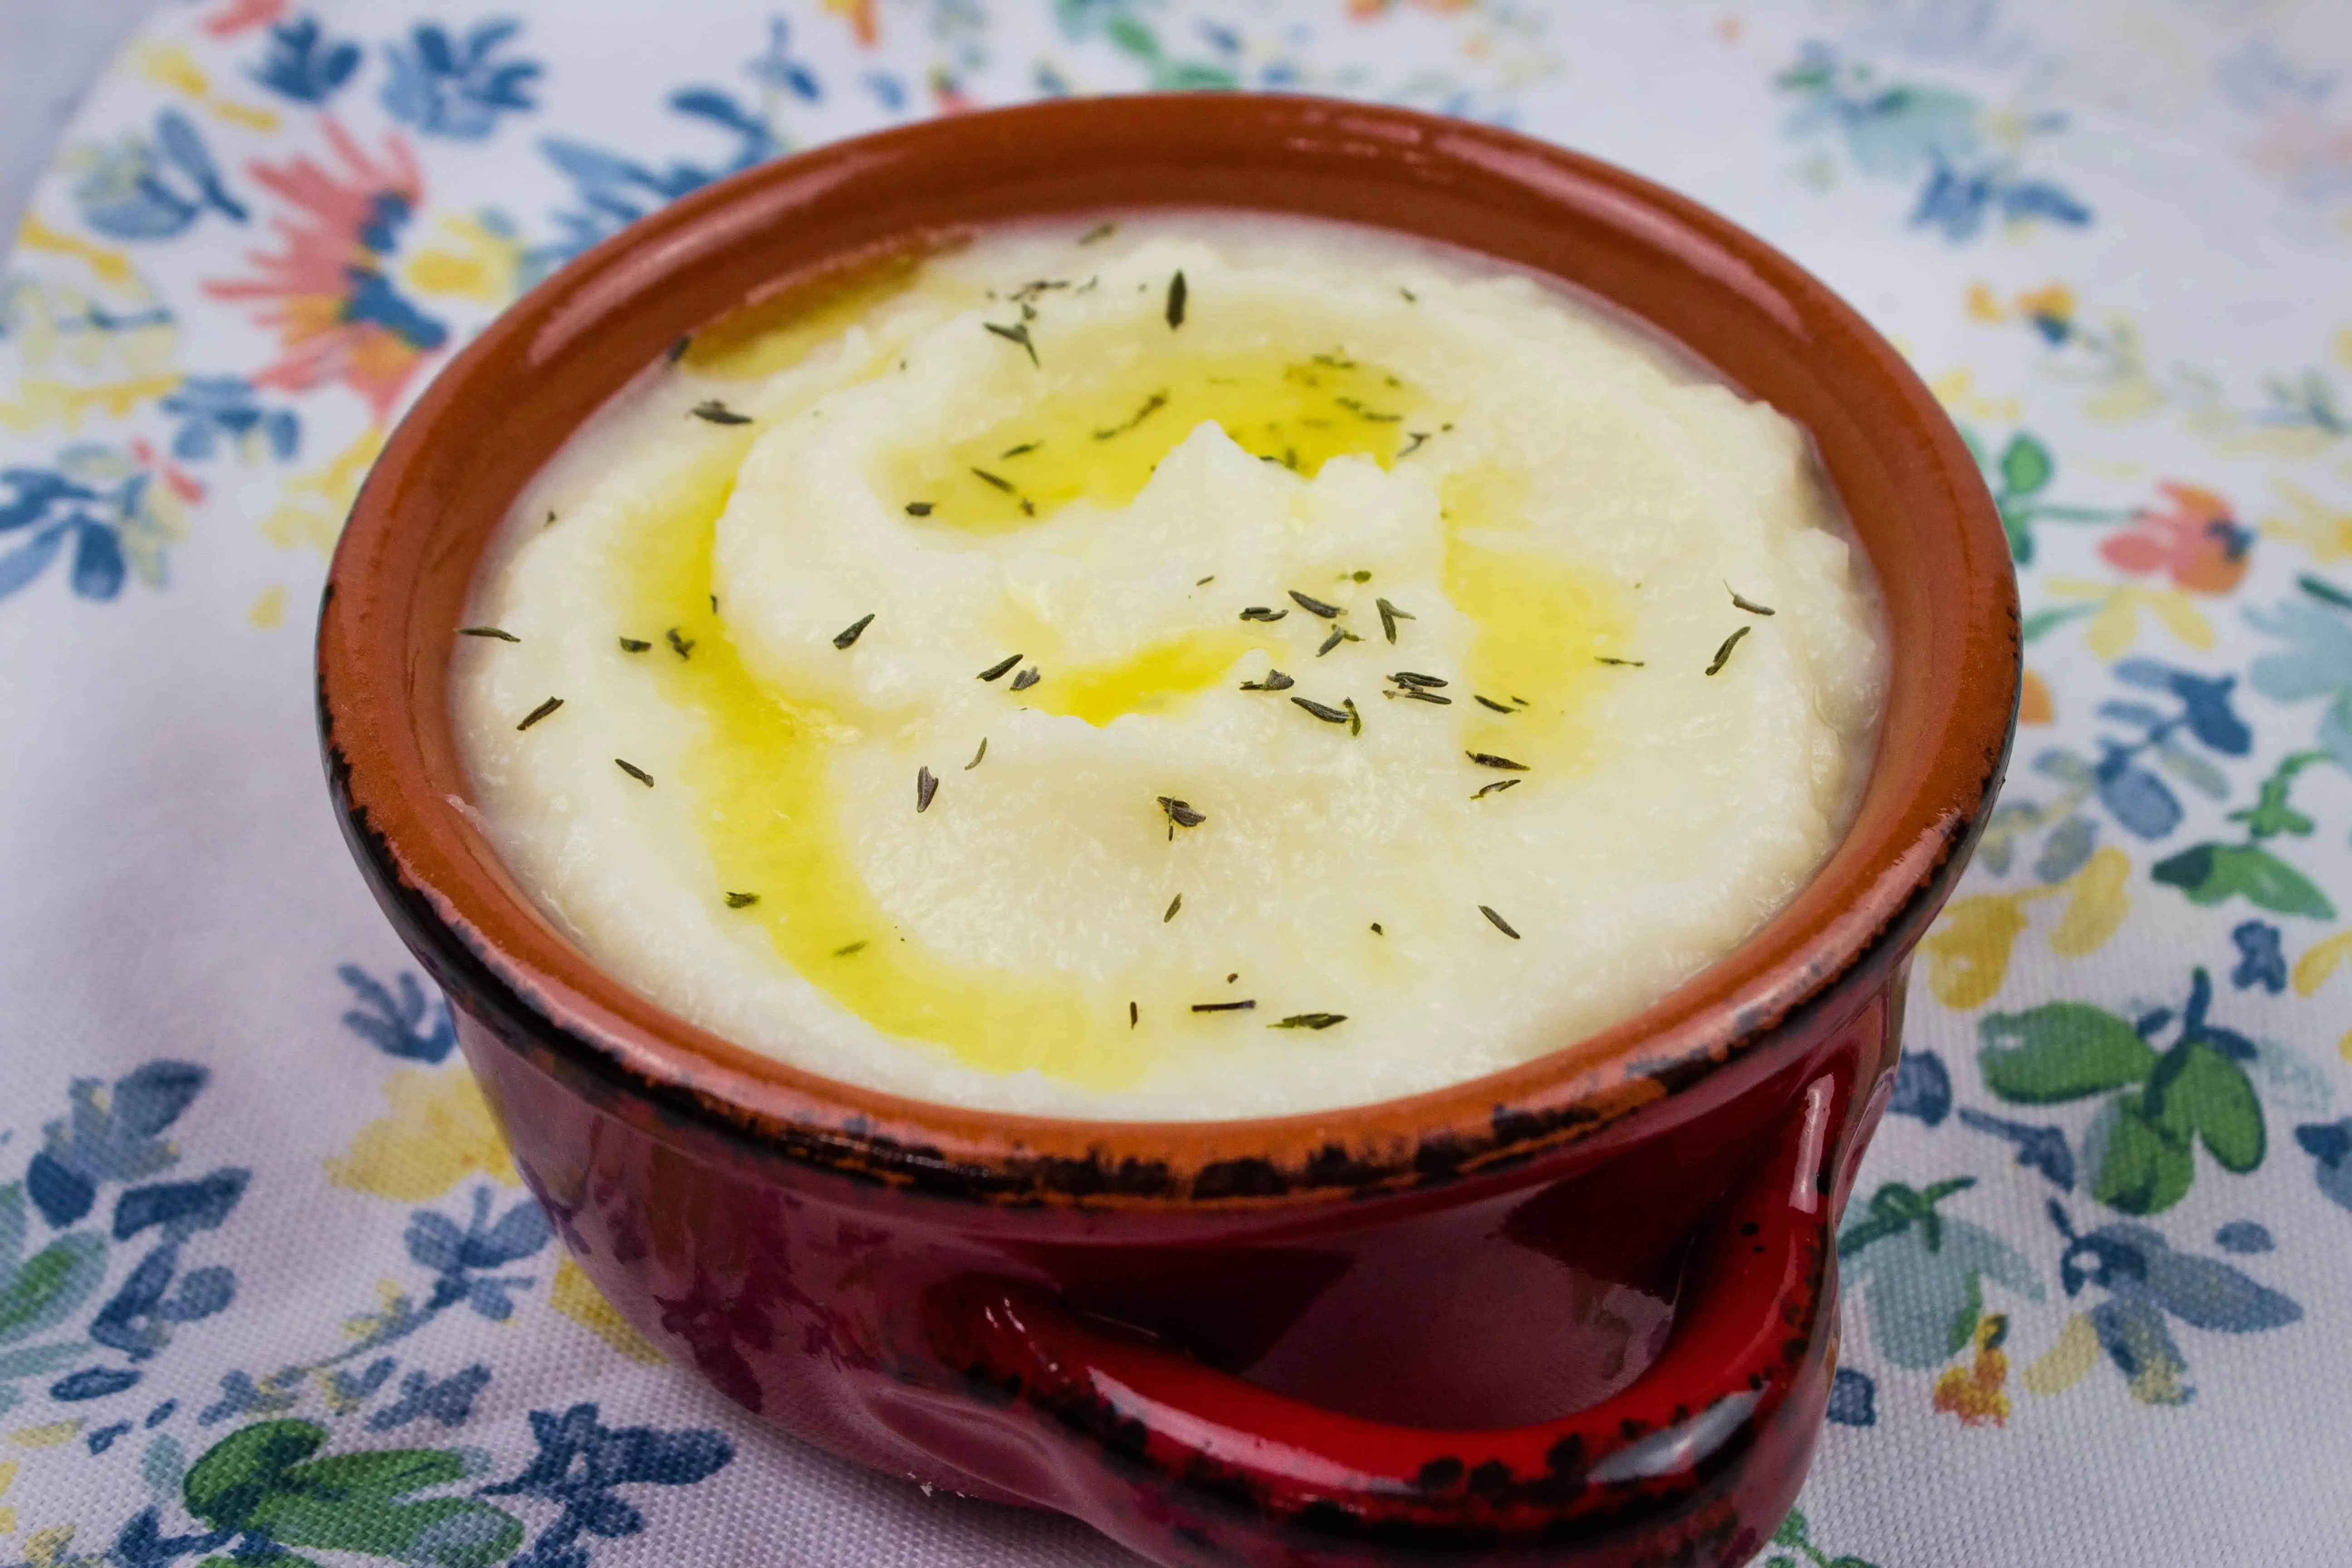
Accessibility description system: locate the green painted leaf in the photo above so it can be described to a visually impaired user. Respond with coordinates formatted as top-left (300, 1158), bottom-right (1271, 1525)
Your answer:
top-left (1999, 432), bottom-right (2054, 497)
top-left (0, 1232), bottom-right (106, 1345)
top-left (2171, 1044), bottom-right (2265, 1173)
top-left (2151, 843), bottom-right (2337, 919)
top-left (1947, 1268), bottom-right (1985, 1360)
top-left (185, 1420), bottom-right (331, 1529)
top-left (1979, 1004), bottom-right (2158, 1103)
top-left (2090, 1095), bottom-right (2196, 1215)
top-left (1772, 1507), bottom-right (1808, 1547)
top-left (2022, 603), bottom-right (2096, 642)
top-left (185, 1419), bottom-right (520, 1568)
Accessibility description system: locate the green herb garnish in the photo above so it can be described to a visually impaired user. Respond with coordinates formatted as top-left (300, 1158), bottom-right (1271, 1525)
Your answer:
top-left (1094, 391), bottom-right (1167, 440)
top-left (904, 501), bottom-right (934, 516)
top-left (1271, 1013), bottom-right (1347, 1030)
top-left (1474, 695), bottom-right (1514, 714)
top-left (725, 892), bottom-right (760, 908)
top-left (984, 320), bottom-right (1038, 366)
top-left (1392, 671), bottom-right (1446, 688)
top-left (618, 637), bottom-right (651, 653)
top-left (1009, 666), bottom-right (1041, 691)
top-left (1472, 779), bottom-right (1521, 799)
top-left (1000, 440), bottom-right (1041, 458)
top-left (1596, 657), bottom-right (1644, 667)
top-left (833, 612), bottom-right (875, 649)
top-left (1727, 585), bottom-right (1777, 616)
top-left (1376, 597), bottom-right (1414, 644)
top-left (916, 766), bottom-right (939, 813)
top-left (666, 627), bottom-right (694, 659)
top-left (970, 466), bottom-right (1015, 493)
top-left (1387, 687), bottom-right (1450, 705)
top-left (1467, 751), bottom-right (1528, 771)
top-left (965, 737), bottom-right (987, 770)
top-left (615, 758), bottom-right (654, 787)
top-left (516, 696), bottom-right (564, 731)
top-left (1479, 904), bottom-right (1521, 939)
top-left (1080, 221), bottom-right (1117, 246)
top-left (1239, 606), bottom-right (1288, 622)
top-left (1705, 626), bottom-right (1750, 676)
top-left (460, 626), bottom-right (519, 642)
top-left (1292, 696), bottom-right (1349, 725)
top-left (1345, 697), bottom-right (1362, 735)
top-left (834, 940), bottom-right (868, 956)
top-left (1158, 796), bottom-right (1206, 828)
top-left (1191, 1000), bottom-right (1254, 1013)
top-left (1240, 669), bottom-right (1295, 691)
top-left (977, 652), bottom-right (1023, 681)
top-left (1289, 590), bottom-right (1342, 618)
top-left (1164, 893), bottom-right (1183, 923)
top-left (689, 400), bottom-right (751, 425)
top-left (1317, 625), bottom-right (1346, 657)
top-left (1165, 270), bottom-right (1187, 329)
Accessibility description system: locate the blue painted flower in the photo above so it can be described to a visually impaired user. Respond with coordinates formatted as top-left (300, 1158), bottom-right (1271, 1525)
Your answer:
top-left (1839, 1178), bottom-right (2043, 1370)
top-left (2113, 658), bottom-right (2254, 756)
top-left (485, 1403), bottom-right (733, 1568)
top-left (2247, 578), bottom-right (2352, 770)
top-left (2230, 921), bottom-right (2288, 993)
top-left (25, 1062), bottom-right (208, 1228)
top-left (405, 1186), bottom-right (553, 1321)
top-left (2295, 1118), bottom-right (2352, 1214)
top-left (367, 1362), bottom-right (493, 1431)
top-left (1956, 1108), bottom-right (2077, 1190)
top-left (158, 377), bottom-right (300, 465)
top-left (63, 110), bottom-right (245, 240)
top-left (747, 16), bottom-right (821, 102)
top-left (1824, 1367), bottom-right (1876, 1426)
top-left (2051, 1202), bottom-right (2302, 1405)
top-left (1887, 1049), bottom-right (1951, 1126)
top-left (339, 964), bottom-right (456, 1063)
top-left (1912, 160), bottom-right (2091, 241)
top-left (0, 444), bottom-right (187, 605)
top-left (531, 88), bottom-right (775, 278)
top-left (382, 20), bottom-right (542, 140)
top-left (250, 14), bottom-right (361, 105)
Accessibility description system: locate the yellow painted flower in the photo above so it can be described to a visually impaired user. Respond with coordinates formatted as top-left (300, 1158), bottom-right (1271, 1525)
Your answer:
top-left (2261, 479), bottom-right (2352, 564)
top-left (131, 41), bottom-right (277, 131)
top-left (2024, 1311), bottom-right (2101, 1396)
top-left (326, 1066), bottom-right (516, 1202)
top-left (2293, 928), bottom-right (2352, 995)
top-left (260, 426), bottom-right (384, 553)
top-left (1923, 848), bottom-right (2130, 1009)
top-left (1932, 1313), bottom-right (2012, 1426)
top-left (404, 214), bottom-right (525, 305)
top-left (2045, 578), bottom-right (2213, 658)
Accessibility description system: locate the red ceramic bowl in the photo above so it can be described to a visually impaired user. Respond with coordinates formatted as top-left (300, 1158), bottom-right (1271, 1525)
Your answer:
top-left (318, 96), bottom-right (2015, 1567)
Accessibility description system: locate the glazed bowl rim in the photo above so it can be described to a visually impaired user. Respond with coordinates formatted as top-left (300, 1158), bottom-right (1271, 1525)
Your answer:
top-left (318, 92), bottom-right (2017, 1210)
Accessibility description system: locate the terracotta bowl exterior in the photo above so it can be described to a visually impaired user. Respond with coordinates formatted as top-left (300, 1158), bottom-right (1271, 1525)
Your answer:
top-left (317, 96), bottom-right (2016, 1567)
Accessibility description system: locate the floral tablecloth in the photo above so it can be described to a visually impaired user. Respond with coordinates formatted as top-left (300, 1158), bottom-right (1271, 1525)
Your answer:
top-left (5, 2), bottom-right (2351, 1563)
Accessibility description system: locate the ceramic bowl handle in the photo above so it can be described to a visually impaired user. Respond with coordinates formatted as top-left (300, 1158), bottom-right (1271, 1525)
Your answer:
top-left (925, 1076), bottom-right (1846, 1565)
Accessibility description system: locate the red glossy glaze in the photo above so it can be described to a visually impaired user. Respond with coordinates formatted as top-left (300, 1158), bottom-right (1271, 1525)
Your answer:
top-left (319, 96), bottom-right (2016, 1566)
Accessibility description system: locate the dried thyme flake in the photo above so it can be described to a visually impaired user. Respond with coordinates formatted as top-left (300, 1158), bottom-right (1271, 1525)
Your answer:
top-left (1479, 904), bottom-right (1522, 940)
top-left (615, 758), bottom-right (655, 787)
top-left (1466, 751), bottom-right (1529, 771)
top-left (1191, 1000), bottom-right (1255, 1013)
top-left (688, 399), bottom-right (752, 425)
top-left (977, 652), bottom-right (1023, 682)
top-left (1000, 440), bottom-right (1042, 458)
top-left (1158, 796), bottom-right (1206, 828)
top-left (1391, 671), bottom-right (1447, 688)
top-left (1376, 597), bottom-right (1415, 644)
top-left (1271, 1013), bottom-right (1347, 1030)
top-left (970, 466), bottom-right (1016, 493)
top-left (833, 612), bottom-right (875, 649)
top-left (1079, 221), bottom-right (1117, 246)
top-left (1335, 397), bottom-right (1401, 423)
top-left (1595, 657), bottom-right (1645, 667)
top-left (1705, 626), bottom-right (1751, 676)
top-left (1399, 286), bottom-right (1417, 303)
top-left (904, 501), bottom-right (935, 517)
top-left (1239, 605), bottom-right (1288, 622)
top-left (964, 737), bottom-right (988, 770)
top-left (725, 891), bottom-right (760, 908)
top-left (1351, 570), bottom-right (1372, 583)
top-left (1164, 892), bottom-right (1183, 923)
top-left (1474, 695), bottom-right (1514, 714)
top-left (1317, 625), bottom-right (1346, 657)
top-left (833, 940), bottom-right (868, 957)
top-left (916, 766), bottom-right (939, 813)
top-left (459, 625), bottom-right (519, 642)
top-left (1387, 687), bottom-right (1451, 705)
top-left (515, 696), bottom-right (564, 731)
top-left (1094, 391), bottom-right (1167, 440)
top-left (1397, 431), bottom-right (1430, 457)
top-left (1009, 665), bottom-right (1041, 691)
top-left (1369, 921), bottom-right (1384, 935)
top-left (983, 320), bottom-right (1038, 366)
top-left (1288, 590), bottom-right (1342, 619)
top-left (1345, 697), bottom-right (1362, 735)
top-left (1165, 270), bottom-right (1187, 329)
top-left (1727, 584), bottom-right (1778, 617)
top-left (617, 637), bottom-right (651, 653)
top-left (666, 335), bottom-right (691, 363)
top-left (1129, 1000), bottom-right (1139, 1028)
top-left (1292, 696), bottom-right (1350, 725)
top-left (1239, 669), bottom-right (1295, 691)
top-left (1472, 779), bottom-right (1521, 800)
top-left (1196, 574), bottom-right (1215, 586)
top-left (666, 627), bottom-right (694, 659)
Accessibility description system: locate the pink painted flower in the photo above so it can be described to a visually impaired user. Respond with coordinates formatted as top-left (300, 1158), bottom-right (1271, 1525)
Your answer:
top-left (204, 120), bottom-right (447, 423)
top-left (2100, 482), bottom-right (2252, 595)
